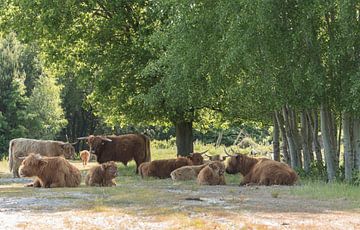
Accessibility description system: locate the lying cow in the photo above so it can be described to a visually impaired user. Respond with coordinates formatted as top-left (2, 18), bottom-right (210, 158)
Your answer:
top-left (18, 153), bottom-right (81, 188)
top-left (78, 134), bottom-right (151, 174)
top-left (225, 153), bottom-right (298, 186)
top-left (141, 153), bottom-right (204, 179)
top-left (170, 163), bottom-right (210, 181)
top-left (197, 161), bottom-right (226, 185)
top-left (85, 161), bottom-right (118, 187)
top-left (9, 138), bottom-right (76, 178)
top-left (80, 150), bottom-right (91, 166)
top-left (138, 162), bottom-right (150, 178)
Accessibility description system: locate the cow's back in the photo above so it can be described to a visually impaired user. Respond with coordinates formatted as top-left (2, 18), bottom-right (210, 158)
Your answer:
top-left (11, 138), bottom-right (65, 157)
top-left (251, 159), bottom-right (298, 185)
top-left (98, 134), bottom-right (148, 164)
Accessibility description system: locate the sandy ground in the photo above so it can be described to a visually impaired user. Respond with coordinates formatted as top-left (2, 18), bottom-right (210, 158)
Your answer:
top-left (1, 177), bottom-right (359, 230)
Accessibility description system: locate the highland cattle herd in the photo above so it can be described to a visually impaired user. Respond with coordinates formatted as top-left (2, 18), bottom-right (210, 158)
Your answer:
top-left (7, 134), bottom-right (299, 188)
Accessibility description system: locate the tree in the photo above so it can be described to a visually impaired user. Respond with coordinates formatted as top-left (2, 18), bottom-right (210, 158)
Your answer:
top-left (0, 33), bottom-right (29, 155)
top-left (26, 73), bottom-right (67, 139)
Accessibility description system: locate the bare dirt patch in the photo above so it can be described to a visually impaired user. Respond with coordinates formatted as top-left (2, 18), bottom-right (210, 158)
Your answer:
top-left (1, 164), bottom-right (359, 229)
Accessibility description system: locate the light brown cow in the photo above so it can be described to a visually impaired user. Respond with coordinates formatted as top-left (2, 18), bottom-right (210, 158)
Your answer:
top-left (80, 150), bottom-right (91, 166)
top-left (197, 161), bottom-right (226, 185)
top-left (138, 162), bottom-right (150, 178)
top-left (9, 138), bottom-right (76, 178)
top-left (85, 161), bottom-right (118, 187)
top-left (225, 154), bottom-right (298, 186)
top-left (170, 163), bottom-right (210, 181)
top-left (18, 153), bottom-right (81, 188)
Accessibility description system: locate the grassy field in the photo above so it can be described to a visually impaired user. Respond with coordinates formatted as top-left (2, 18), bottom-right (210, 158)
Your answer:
top-left (0, 144), bottom-right (359, 229)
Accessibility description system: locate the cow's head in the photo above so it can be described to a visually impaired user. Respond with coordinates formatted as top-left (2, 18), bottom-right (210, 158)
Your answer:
top-left (209, 161), bottom-right (225, 176)
top-left (102, 161), bottom-right (118, 179)
top-left (59, 143), bottom-right (76, 159)
top-left (77, 135), bottom-right (112, 156)
top-left (18, 153), bottom-right (47, 177)
top-left (187, 150), bottom-right (207, 165)
top-left (225, 150), bottom-right (250, 175)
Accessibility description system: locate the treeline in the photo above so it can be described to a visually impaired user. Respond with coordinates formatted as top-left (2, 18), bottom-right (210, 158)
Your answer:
top-left (1, 1), bottom-right (360, 182)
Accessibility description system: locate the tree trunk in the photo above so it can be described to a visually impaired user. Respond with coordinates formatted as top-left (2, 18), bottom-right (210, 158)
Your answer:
top-left (290, 108), bottom-right (303, 168)
top-left (320, 103), bottom-right (337, 182)
top-left (233, 130), bottom-right (243, 146)
top-left (275, 110), bottom-right (290, 165)
top-left (342, 112), bottom-right (354, 182)
top-left (312, 109), bottom-right (323, 164)
top-left (306, 111), bottom-right (314, 162)
top-left (282, 106), bottom-right (301, 169)
top-left (273, 112), bottom-right (280, 162)
top-left (215, 131), bottom-right (223, 148)
top-left (301, 111), bottom-right (311, 172)
top-left (175, 121), bottom-right (194, 156)
top-left (353, 118), bottom-right (360, 171)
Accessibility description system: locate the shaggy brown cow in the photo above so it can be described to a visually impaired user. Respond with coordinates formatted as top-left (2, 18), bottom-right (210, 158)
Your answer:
top-left (143, 157), bottom-right (193, 179)
top-left (170, 163), bottom-right (210, 181)
top-left (80, 150), bottom-right (91, 166)
top-left (138, 162), bottom-right (150, 178)
top-left (18, 153), bottom-right (81, 188)
top-left (197, 161), bottom-right (226, 185)
top-left (225, 154), bottom-right (298, 186)
top-left (9, 138), bottom-right (76, 178)
top-left (85, 161), bottom-right (118, 187)
top-left (78, 134), bottom-right (150, 174)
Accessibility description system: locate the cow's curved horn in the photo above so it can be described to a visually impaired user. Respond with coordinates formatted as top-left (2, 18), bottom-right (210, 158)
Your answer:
top-left (77, 137), bottom-right (89, 140)
top-left (70, 141), bottom-right (78, 145)
top-left (101, 137), bottom-right (112, 142)
top-left (224, 148), bottom-right (233, 157)
top-left (204, 153), bottom-right (211, 158)
top-left (200, 149), bottom-right (209, 155)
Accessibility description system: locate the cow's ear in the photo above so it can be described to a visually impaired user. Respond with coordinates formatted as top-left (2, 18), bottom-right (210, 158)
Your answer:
top-left (39, 159), bottom-right (48, 168)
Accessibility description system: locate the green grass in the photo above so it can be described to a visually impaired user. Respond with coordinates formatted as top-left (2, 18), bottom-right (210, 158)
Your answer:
top-left (290, 180), bottom-right (360, 202)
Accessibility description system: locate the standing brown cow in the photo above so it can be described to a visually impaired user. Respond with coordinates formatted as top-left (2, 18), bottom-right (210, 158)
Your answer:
top-left (78, 134), bottom-right (151, 173)
top-left (225, 153), bottom-right (298, 186)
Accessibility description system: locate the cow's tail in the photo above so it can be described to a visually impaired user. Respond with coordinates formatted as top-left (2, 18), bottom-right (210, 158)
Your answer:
top-left (141, 134), bottom-right (151, 162)
top-left (8, 139), bottom-right (14, 173)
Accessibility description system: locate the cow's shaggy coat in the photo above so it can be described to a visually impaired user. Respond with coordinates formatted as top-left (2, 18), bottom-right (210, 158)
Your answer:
top-left (9, 138), bottom-right (75, 178)
top-left (225, 154), bottom-right (298, 185)
top-left (85, 161), bottom-right (118, 187)
top-left (18, 153), bottom-right (81, 188)
top-left (78, 134), bottom-right (150, 174)
top-left (170, 163), bottom-right (210, 181)
top-left (143, 157), bottom-right (194, 179)
top-left (138, 162), bottom-right (150, 178)
top-left (197, 161), bottom-right (226, 185)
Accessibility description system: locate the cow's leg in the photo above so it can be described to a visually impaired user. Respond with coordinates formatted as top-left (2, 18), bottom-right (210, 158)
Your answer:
top-left (239, 175), bottom-right (252, 186)
top-left (12, 159), bottom-right (22, 178)
top-left (133, 158), bottom-right (142, 174)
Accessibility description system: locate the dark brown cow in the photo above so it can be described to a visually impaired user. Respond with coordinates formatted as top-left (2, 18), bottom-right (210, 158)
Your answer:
top-left (141, 152), bottom-right (205, 179)
top-left (225, 153), bottom-right (298, 186)
top-left (78, 134), bottom-right (151, 173)
top-left (18, 153), bottom-right (81, 188)
top-left (142, 155), bottom-right (202, 179)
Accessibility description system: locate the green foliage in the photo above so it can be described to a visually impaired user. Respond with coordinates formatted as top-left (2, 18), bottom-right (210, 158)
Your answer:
top-left (26, 73), bottom-right (67, 139)
top-left (0, 33), bottom-right (29, 155)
